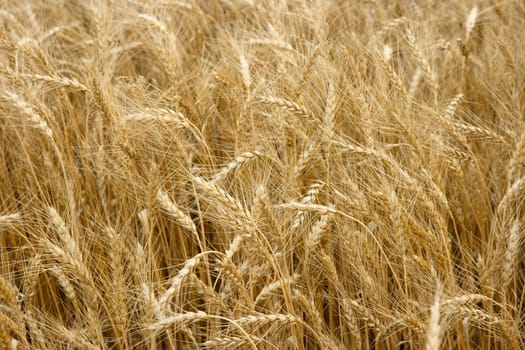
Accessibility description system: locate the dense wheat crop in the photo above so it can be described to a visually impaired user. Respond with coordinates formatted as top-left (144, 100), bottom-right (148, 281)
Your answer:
top-left (0, 0), bottom-right (524, 348)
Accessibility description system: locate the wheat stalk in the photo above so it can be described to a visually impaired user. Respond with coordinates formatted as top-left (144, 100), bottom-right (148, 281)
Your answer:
top-left (293, 290), bottom-right (345, 350)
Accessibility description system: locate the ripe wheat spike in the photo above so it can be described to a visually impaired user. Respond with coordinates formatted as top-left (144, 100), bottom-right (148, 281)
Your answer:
top-left (0, 1), bottom-right (524, 349)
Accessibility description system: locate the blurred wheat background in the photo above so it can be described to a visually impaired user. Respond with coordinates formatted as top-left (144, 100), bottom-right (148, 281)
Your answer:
top-left (0, 0), bottom-right (524, 349)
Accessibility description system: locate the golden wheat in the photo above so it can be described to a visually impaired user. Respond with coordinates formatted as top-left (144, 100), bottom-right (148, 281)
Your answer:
top-left (0, 1), bottom-right (524, 349)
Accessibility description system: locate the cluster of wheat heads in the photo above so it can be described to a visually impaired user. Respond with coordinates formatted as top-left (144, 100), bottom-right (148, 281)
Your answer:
top-left (0, 0), bottom-right (524, 349)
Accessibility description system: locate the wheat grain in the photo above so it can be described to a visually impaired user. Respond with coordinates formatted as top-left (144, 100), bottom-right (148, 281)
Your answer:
top-left (292, 141), bottom-right (318, 180)
top-left (124, 111), bottom-right (189, 127)
top-left (252, 184), bottom-right (280, 235)
top-left (0, 277), bottom-right (17, 307)
top-left (442, 93), bottom-right (464, 120)
top-left (293, 290), bottom-right (345, 350)
top-left (405, 29), bottom-right (438, 100)
top-left (502, 221), bottom-right (521, 293)
top-left (508, 128), bottom-right (525, 184)
top-left (1, 1), bottom-right (525, 348)
top-left (408, 67), bottom-right (423, 102)
top-left (305, 207), bottom-right (333, 255)
top-left (323, 83), bottom-right (337, 142)
top-left (497, 176), bottom-right (525, 216)
top-left (255, 274), bottom-right (300, 305)
top-left (381, 44), bottom-right (408, 96)
top-left (157, 253), bottom-right (203, 313)
top-left (234, 313), bottom-right (300, 327)
top-left (2, 91), bottom-right (53, 139)
top-left (248, 38), bottom-right (293, 51)
top-left (441, 294), bottom-right (492, 311)
top-left (20, 73), bottom-right (88, 91)
top-left (289, 182), bottom-right (322, 231)
top-left (256, 96), bottom-right (312, 119)
top-left (202, 334), bottom-right (262, 348)
top-left (188, 273), bottom-right (229, 311)
top-left (106, 228), bottom-right (128, 341)
top-left (296, 45), bottom-right (321, 97)
top-left (465, 6), bottom-right (479, 43)
top-left (138, 13), bottom-right (168, 34)
top-left (426, 284), bottom-right (442, 350)
top-left (373, 17), bottom-right (407, 40)
top-left (211, 150), bottom-right (262, 183)
top-left (148, 311), bottom-right (208, 332)
top-left (278, 202), bottom-right (336, 215)
top-left (157, 189), bottom-right (198, 237)
top-left (50, 266), bottom-right (78, 306)
top-left (239, 53), bottom-right (251, 91)
top-left (0, 213), bottom-right (21, 226)
top-left (192, 175), bottom-right (252, 219)
top-left (45, 207), bottom-right (99, 317)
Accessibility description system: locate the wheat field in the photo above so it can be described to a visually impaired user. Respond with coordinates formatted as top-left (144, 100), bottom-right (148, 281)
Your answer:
top-left (0, 0), bottom-right (524, 349)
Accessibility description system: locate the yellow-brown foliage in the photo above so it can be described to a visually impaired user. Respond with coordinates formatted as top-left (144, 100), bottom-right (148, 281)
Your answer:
top-left (0, 1), bottom-right (524, 349)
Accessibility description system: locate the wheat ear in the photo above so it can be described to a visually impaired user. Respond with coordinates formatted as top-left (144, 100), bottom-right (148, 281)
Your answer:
top-left (2, 91), bottom-right (53, 139)
top-left (425, 284), bottom-right (442, 350)
top-left (157, 189), bottom-right (198, 238)
top-left (211, 150), bottom-right (262, 183)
